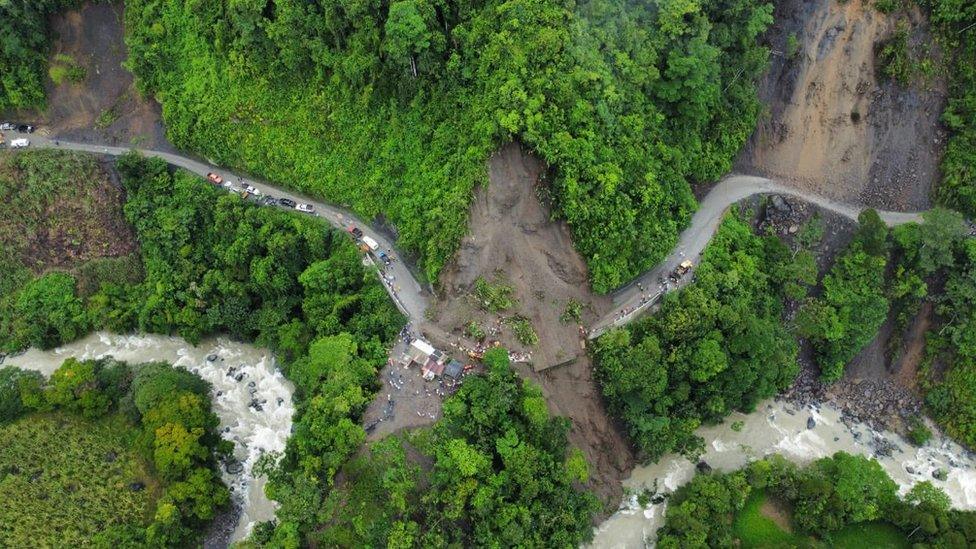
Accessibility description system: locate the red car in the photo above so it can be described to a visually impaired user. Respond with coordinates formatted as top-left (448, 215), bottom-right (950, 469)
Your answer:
top-left (207, 172), bottom-right (224, 185)
top-left (347, 226), bottom-right (364, 238)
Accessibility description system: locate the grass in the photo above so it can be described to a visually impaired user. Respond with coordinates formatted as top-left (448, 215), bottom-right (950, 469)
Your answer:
top-left (832, 521), bottom-right (910, 548)
top-left (48, 53), bottom-right (86, 86)
top-left (733, 491), bottom-right (812, 548)
top-left (733, 492), bottom-right (910, 549)
top-left (507, 315), bottom-right (539, 346)
top-left (0, 412), bottom-right (160, 546)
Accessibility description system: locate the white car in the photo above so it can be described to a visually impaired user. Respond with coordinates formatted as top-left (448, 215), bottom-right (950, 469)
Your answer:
top-left (244, 185), bottom-right (261, 195)
top-left (295, 203), bottom-right (314, 213)
top-left (10, 138), bottom-right (29, 148)
top-left (0, 123), bottom-right (14, 131)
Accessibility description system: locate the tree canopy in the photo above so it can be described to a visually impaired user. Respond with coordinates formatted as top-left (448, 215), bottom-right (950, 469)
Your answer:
top-left (123, 0), bottom-right (774, 291)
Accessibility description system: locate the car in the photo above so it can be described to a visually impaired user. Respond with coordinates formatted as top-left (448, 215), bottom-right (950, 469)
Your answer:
top-left (263, 196), bottom-right (278, 206)
top-left (207, 172), bottom-right (224, 184)
top-left (347, 226), bottom-right (364, 238)
top-left (16, 124), bottom-right (34, 133)
top-left (244, 185), bottom-right (261, 195)
top-left (378, 251), bottom-right (393, 265)
top-left (296, 203), bottom-right (314, 213)
top-left (278, 198), bottom-right (297, 208)
top-left (10, 138), bottom-right (29, 149)
top-left (0, 123), bottom-right (14, 131)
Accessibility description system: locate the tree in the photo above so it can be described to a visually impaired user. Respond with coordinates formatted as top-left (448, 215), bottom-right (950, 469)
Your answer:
top-left (384, 0), bottom-right (433, 76)
top-left (12, 272), bottom-right (89, 349)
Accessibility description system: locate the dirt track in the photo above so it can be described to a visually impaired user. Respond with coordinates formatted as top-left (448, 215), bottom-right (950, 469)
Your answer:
top-left (739, 0), bottom-right (946, 211)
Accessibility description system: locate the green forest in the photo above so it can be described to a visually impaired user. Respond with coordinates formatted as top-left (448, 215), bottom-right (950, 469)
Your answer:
top-left (593, 211), bottom-right (810, 460)
top-left (0, 1), bottom-right (77, 110)
top-left (658, 452), bottom-right (976, 548)
top-left (122, 0), bottom-right (774, 291)
top-left (251, 348), bottom-right (598, 547)
top-left (0, 358), bottom-right (227, 546)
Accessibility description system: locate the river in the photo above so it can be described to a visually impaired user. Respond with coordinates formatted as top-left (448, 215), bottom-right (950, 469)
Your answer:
top-left (591, 399), bottom-right (976, 548)
top-left (3, 332), bottom-right (295, 544)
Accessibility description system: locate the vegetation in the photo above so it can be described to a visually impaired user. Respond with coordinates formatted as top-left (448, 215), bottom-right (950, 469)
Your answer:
top-left (48, 53), bottom-right (86, 86)
top-left (0, 150), bottom-right (139, 352)
top-left (593, 213), bottom-right (805, 460)
top-left (659, 452), bottom-right (976, 548)
top-left (560, 298), bottom-right (583, 323)
top-left (507, 315), bottom-right (539, 346)
top-left (0, 358), bottom-right (228, 546)
top-left (293, 348), bottom-right (599, 547)
top-left (474, 276), bottom-right (516, 312)
top-left (927, 0), bottom-right (976, 215)
top-left (796, 210), bottom-right (891, 382)
top-left (906, 416), bottom-right (934, 446)
top-left (123, 0), bottom-right (775, 291)
top-left (0, 1), bottom-right (77, 110)
top-left (0, 412), bottom-right (158, 547)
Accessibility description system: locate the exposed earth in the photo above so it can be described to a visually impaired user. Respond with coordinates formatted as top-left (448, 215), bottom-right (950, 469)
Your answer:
top-left (27, 3), bottom-right (172, 150)
top-left (738, 0), bottom-right (947, 211)
top-left (428, 143), bottom-right (633, 512)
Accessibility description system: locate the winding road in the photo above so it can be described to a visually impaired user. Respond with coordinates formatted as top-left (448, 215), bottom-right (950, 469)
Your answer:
top-left (3, 131), bottom-right (926, 340)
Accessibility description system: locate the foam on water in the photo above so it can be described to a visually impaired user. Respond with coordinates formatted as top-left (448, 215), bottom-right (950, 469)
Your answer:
top-left (5, 332), bottom-right (295, 543)
top-left (590, 399), bottom-right (976, 548)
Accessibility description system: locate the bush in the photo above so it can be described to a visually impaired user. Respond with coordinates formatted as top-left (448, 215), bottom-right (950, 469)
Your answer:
top-left (906, 417), bottom-right (933, 447)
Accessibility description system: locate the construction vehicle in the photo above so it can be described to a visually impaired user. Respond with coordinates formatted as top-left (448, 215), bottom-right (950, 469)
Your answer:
top-left (675, 260), bottom-right (693, 277)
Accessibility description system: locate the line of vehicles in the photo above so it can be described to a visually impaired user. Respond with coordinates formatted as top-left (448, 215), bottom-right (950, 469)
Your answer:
top-left (0, 122), bottom-right (35, 149)
top-left (206, 172), bottom-right (316, 213)
top-left (206, 172), bottom-right (393, 266)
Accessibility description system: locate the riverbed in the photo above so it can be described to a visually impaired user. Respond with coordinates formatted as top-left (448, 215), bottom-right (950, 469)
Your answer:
top-left (591, 399), bottom-right (976, 548)
top-left (4, 332), bottom-right (295, 544)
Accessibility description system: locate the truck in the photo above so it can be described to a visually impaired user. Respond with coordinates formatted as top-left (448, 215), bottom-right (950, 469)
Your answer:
top-left (361, 235), bottom-right (379, 251)
top-left (675, 260), bottom-right (693, 277)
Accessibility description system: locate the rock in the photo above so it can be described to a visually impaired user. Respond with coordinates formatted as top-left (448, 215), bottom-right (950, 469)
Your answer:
top-left (225, 461), bottom-right (245, 475)
top-left (906, 466), bottom-right (916, 475)
top-left (129, 482), bottom-right (146, 492)
top-left (650, 494), bottom-right (666, 505)
top-left (771, 195), bottom-right (791, 212)
top-left (696, 461), bottom-right (712, 474)
top-left (807, 417), bottom-right (816, 430)
top-left (789, 224), bottom-right (799, 234)
top-left (207, 354), bottom-right (219, 362)
top-left (933, 469), bottom-right (948, 481)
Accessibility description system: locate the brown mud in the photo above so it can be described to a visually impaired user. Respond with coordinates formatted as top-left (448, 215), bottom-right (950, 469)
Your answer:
top-left (430, 142), bottom-right (633, 514)
top-left (738, 0), bottom-right (946, 211)
top-left (26, 2), bottom-right (173, 151)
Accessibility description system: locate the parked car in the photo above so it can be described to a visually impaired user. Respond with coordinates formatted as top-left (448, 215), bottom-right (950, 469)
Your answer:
top-left (16, 124), bottom-right (34, 133)
top-left (263, 196), bottom-right (278, 206)
top-left (10, 138), bottom-right (29, 149)
top-left (295, 203), bottom-right (314, 213)
top-left (207, 172), bottom-right (224, 184)
top-left (378, 251), bottom-right (392, 265)
top-left (244, 185), bottom-right (261, 195)
top-left (0, 123), bottom-right (15, 131)
top-left (278, 198), bottom-right (297, 208)
top-left (347, 226), bottom-right (364, 238)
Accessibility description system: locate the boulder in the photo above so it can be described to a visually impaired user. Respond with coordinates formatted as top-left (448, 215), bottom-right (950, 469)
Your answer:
top-left (807, 417), bottom-right (816, 429)
top-left (696, 461), bottom-right (712, 474)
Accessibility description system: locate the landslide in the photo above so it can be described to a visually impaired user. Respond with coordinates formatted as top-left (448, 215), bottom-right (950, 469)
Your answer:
top-left (36, 2), bottom-right (172, 150)
top-left (429, 143), bottom-right (633, 512)
top-left (739, 0), bottom-right (946, 211)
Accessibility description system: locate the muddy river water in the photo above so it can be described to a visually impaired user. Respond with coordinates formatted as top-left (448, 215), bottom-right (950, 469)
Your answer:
top-left (591, 399), bottom-right (976, 547)
top-left (5, 333), bottom-right (976, 548)
top-left (4, 332), bottom-right (295, 544)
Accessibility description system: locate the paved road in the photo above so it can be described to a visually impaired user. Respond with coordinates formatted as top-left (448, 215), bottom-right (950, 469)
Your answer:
top-left (1, 132), bottom-right (429, 320)
top-left (2, 132), bottom-right (927, 340)
top-left (587, 175), bottom-right (925, 338)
